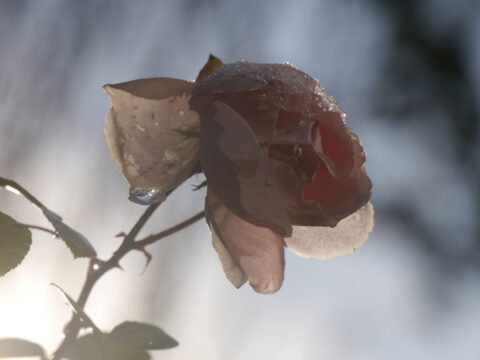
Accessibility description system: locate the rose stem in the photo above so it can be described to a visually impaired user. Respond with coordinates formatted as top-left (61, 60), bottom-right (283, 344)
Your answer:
top-left (51, 204), bottom-right (205, 359)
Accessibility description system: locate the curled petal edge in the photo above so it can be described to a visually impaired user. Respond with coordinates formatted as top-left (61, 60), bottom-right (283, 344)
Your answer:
top-left (285, 202), bottom-right (374, 260)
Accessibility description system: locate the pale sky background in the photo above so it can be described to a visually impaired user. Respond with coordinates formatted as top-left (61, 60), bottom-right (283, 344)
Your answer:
top-left (0, 1), bottom-right (479, 359)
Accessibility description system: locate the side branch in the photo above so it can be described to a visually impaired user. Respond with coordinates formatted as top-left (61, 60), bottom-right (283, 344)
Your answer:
top-left (136, 210), bottom-right (205, 248)
top-left (51, 205), bottom-right (204, 359)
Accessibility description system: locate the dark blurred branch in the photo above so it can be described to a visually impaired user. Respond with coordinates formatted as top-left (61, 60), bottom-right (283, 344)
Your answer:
top-left (366, 0), bottom-right (479, 154)
top-left (363, 0), bottom-right (480, 264)
top-left (382, 203), bottom-right (480, 269)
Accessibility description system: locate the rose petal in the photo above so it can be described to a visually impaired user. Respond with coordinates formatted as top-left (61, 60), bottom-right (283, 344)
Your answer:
top-left (106, 77), bottom-right (194, 100)
top-left (285, 202), bottom-right (374, 260)
top-left (311, 121), bottom-right (339, 178)
top-left (267, 158), bottom-right (342, 226)
top-left (193, 62), bottom-right (342, 115)
top-left (104, 78), bottom-right (200, 202)
top-left (206, 190), bottom-right (285, 294)
top-left (199, 100), bottom-right (291, 236)
top-left (302, 121), bottom-right (371, 219)
top-left (272, 110), bottom-right (314, 145)
top-left (196, 54), bottom-right (223, 82)
top-left (213, 89), bottom-right (279, 147)
top-left (205, 199), bottom-right (247, 289)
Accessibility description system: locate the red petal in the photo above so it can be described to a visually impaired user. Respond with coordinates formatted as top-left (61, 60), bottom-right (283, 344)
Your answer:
top-left (302, 119), bottom-right (371, 221)
top-left (199, 101), bottom-right (292, 237)
top-left (267, 158), bottom-right (338, 226)
top-left (206, 189), bottom-right (285, 294)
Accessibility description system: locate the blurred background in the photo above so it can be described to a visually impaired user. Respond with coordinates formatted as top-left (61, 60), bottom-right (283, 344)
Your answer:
top-left (0, 0), bottom-right (479, 359)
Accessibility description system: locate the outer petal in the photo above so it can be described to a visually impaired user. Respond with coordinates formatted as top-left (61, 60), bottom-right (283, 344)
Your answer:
top-left (192, 62), bottom-right (342, 115)
top-left (205, 196), bottom-right (247, 288)
top-left (206, 189), bottom-right (285, 294)
top-left (104, 78), bottom-right (200, 203)
top-left (199, 100), bottom-right (291, 237)
top-left (285, 202), bottom-right (374, 260)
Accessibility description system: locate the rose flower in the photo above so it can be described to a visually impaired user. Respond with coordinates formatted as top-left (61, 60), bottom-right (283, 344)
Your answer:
top-left (104, 55), bottom-right (373, 294)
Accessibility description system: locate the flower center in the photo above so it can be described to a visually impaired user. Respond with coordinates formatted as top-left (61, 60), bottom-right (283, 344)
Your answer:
top-left (269, 111), bottom-right (355, 213)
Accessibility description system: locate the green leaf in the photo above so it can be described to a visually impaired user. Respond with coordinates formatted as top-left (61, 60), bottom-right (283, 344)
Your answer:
top-left (109, 321), bottom-right (178, 350)
top-left (42, 208), bottom-right (96, 258)
top-left (65, 333), bottom-right (150, 360)
top-left (0, 177), bottom-right (96, 259)
top-left (0, 338), bottom-right (46, 359)
top-left (0, 212), bottom-right (32, 277)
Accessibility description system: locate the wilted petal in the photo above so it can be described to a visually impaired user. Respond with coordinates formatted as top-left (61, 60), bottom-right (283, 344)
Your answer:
top-left (206, 203), bottom-right (247, 289)
top-left (199, 100), bottom-right (291, 236)
top-left (206, 190), bottom-right (285, 294)
top-left (106, 77), bottom-right (194, 100)
top-left (285, 202), bottom-right (374, 260)
top-left (104, 78), bottom-right (200, 202)
top-left (196, 54), bottom-right (223, 82)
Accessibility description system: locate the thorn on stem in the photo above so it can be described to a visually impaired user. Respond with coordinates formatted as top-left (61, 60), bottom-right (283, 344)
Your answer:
top-left (134, 246), bottom-right (153, 274)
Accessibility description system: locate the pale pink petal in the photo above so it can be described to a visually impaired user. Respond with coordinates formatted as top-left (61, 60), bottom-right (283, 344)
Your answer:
top-left (200, 101), bottom-right (291, 236)
top-left (103, 78), bottom-right (200, 202)
top-left (206, 190), bottom-right (285, 294)
top-left (207, 213), bottom-right (247, 289)
top-left (285, 202), bottom-right (374, 260)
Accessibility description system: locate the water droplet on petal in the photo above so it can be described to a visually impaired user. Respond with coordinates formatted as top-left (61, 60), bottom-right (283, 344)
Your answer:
top-left (129, 187), bottom-right (165, 205)
top-left (341, 113), bottom-right (348, 123)
top-left (178, 110), bottom-right (184, 116)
